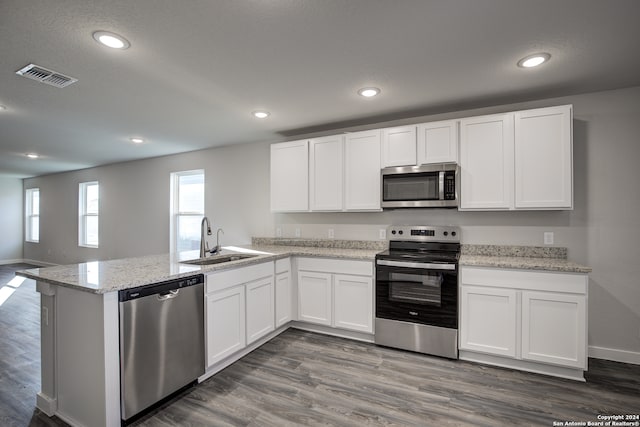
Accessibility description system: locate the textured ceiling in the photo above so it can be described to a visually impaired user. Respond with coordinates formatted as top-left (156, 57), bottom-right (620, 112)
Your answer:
top-left (2, 0), bottom-right (640, 178)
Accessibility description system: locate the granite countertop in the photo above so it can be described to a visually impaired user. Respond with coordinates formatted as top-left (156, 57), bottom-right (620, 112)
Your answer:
top-left (16, 241), bottom-right (380, 294)
top-left (459, 244), bottom-right (592, 273)
top-left (16, 239), bottom-right (591, 294)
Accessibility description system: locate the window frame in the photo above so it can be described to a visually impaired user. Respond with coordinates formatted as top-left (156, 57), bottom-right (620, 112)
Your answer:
top-left (170, 170), bottom-right (205, 253)
top-left (25, 188), bottom-right (40, 243)
top-left (78, 181), bottom-right (99, 248)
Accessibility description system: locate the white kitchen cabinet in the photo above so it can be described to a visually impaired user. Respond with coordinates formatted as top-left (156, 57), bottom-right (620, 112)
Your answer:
top-left (309, 135), bottom-right (344, 211)
top-left (459, 266), bottom-right (588, 380)
top-left (270, 140), bottom-right (309, 212)
top-left (459, 286), bottom-right (517, 357)
top-left (205, 262), bottom-right (274, 368)
top-left (459, 113), bottom-right (514, 210)
top-left (521, 291), bottom-right (586, 368)
top-left (333, 274), bottom-right (373, 333)
top-left (205, 285), bottom-right (246, 367)
top-left (297, 271), bottom-right (333, 326)
top-left (275, 258), bottom-right (292, 327)
top-left (246, 276), bottom-right (275, 344)
top-left (344, 130), bottom-right (382, 211)
top-left (297, 257), bottom-right (374, 333)
top-left (417, 120), bottom-right (458, 164)
top-left (514, 105), bottom-right (573, 209)
top-left (381, 126), bottom-right (416, 167)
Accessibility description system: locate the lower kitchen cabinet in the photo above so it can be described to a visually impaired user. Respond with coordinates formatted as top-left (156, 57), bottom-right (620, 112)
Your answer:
top-left (297, 257), bottom-right (374, 334)
top-left (460, 286), bottom-right (517, 358)
top-left (245, 276), bottom-right (275, 345)
top-left (205, 285), bottom-right (246, 367)
top-left (459, 266), bottom-right (588, 380)
top-left (298, 271), bottom-right (332, 326)
top-left (205, 261), bottom-right (274, 368)
top-left (275, 258), bottom-right (292, 327)
top-left (334, 274), bottom-right (373, 333)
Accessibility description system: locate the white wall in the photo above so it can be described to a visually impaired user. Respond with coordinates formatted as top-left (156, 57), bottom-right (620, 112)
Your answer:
top-left (23, 85), bottom-right (640, 360)
top-left (0, 177), bottom-right (23, 262)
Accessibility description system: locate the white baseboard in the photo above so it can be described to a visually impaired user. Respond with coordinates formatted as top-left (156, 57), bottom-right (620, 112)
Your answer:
top-left (22, 258), bottom-right (57, 267)
top-left (589, 346), bottom-right (640, 365)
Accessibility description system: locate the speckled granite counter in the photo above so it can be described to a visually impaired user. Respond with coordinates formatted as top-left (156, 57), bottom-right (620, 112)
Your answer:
top-left (16, 242), bottom-right (379, 294)
top-left (459, 244), bottom-right (591, 273)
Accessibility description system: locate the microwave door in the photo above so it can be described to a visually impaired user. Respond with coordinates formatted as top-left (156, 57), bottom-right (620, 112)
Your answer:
top-left (383, 172), bottom-right (440, 202)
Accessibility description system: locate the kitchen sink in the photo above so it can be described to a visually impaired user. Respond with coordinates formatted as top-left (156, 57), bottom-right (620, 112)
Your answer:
top-left (180, 253), bottom-right (259, 265)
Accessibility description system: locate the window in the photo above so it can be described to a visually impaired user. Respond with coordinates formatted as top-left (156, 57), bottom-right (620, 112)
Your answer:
top-left (25, 188), bottom-right (40, 242)
top-left (170, 170), bottom-right (204, 253)
top-left (79, 181), bottom-right (99, 248)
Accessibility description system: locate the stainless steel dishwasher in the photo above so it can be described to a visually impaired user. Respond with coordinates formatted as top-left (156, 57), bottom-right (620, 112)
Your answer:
top-left (119, 274), bottom-right (205, 422)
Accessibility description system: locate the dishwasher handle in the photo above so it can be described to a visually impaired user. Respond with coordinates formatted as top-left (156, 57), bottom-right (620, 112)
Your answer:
top-left (157, 289), bottom-right (179, 301)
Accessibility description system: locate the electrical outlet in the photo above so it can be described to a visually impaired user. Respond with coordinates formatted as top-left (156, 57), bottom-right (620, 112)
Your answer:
top-left (544, 232), bottom-right (554, 245)
top-left (276, 227), bottom-right (282, 237)
top-left (379, 228), bottom-right (386, 239)
top-left (328, 228), bottom-right (335, 239)
top-left (295, 228), bottom-right (301, 238)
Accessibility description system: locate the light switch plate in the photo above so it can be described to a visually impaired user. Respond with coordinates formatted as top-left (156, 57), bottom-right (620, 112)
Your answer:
top-left (544, 232), bottom-right (554, 245)
top-left (379, 228), bottom-right (386, 239)
top-left (276, 227), bottom-right (282, 237)
top-left (295, 228), bottom-right (301, 238)
top-left (328, 228), bottom-right (334, 239)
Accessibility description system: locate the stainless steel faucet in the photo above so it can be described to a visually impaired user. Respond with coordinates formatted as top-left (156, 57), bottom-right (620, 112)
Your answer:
top-left (200, 217), bottom-right (212, 258)
top-left (213, 228), bottom-right (224, 254)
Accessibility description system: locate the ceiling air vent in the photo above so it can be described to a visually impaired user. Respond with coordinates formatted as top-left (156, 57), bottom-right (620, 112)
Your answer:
top-left (15, 63), bottom-right (78, 88)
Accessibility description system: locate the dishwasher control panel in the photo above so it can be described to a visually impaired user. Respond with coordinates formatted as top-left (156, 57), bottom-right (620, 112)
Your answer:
top-left (118, 274), bottom-right (204, 302)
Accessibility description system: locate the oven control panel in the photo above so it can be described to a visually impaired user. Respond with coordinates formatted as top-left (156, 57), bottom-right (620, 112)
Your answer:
top-left (387, 225), bottom-right (460, 242)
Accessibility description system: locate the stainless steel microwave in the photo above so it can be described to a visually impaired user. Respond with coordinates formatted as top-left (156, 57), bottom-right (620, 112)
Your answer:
top-left (381, 163), bottom-right (459, 208)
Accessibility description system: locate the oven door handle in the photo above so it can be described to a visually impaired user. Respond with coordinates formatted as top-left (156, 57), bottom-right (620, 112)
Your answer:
top-left (376, 259), bottom-right (456, 270)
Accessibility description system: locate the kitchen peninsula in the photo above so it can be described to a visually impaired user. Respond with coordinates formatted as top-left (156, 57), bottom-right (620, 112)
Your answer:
top-left (17, 239), bottom-right (590, 427)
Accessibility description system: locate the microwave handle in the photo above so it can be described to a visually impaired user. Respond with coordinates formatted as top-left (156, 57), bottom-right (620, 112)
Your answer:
top-left (439, 171), bottom-right (445, 200)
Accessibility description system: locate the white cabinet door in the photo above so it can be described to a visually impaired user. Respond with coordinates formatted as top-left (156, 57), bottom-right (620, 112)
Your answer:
top-left (460, 286), bottom-right (517, 357)
top-left (521, 291), bottom-right (586, 369)
top-left (344, 130), bottom-right (382, 211)
top-left (245, 276), bottom-right (275, 345)
top-left (515, 105), bottom-right (573, 209)
top-left (381, 126), bottom-right (416, 167)
top-left (417, 120), bottom-right (458, 164)
top-left (275, 271), bottom-right (292, 327)
top-left (459, 113), bottom-right (514, 210)
top-left (309, 135), bottom-right (344, 211)
top-left (206, 285), bottom-right (246, 367)
top-left (333, 274), bottom-right (373, 333)
top-left (298, 271), bottom-right (332, 326)
top-left (270, 140), bottom-right (309, 212)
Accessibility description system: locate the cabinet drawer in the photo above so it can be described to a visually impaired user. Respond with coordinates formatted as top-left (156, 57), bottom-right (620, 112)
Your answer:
top-left (297, 257), bottom-right (372, 276)
top-left (206, 261), bottom-right (274, 294)
top-left (460, 266), bottom-right (587, 294)
top-left (275, 257), bottom-right (291, 274)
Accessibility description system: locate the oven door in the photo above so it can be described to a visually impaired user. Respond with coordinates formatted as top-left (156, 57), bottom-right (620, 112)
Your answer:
top-left (375, 259), bottom-right (458, 329)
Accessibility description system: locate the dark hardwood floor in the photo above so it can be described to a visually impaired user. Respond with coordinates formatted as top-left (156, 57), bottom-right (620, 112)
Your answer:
top-left (1, 263), bottom-right (639, 427)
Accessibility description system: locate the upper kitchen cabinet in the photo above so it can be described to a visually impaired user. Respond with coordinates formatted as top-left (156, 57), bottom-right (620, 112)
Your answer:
top-left (270, 140), bottom-right (309, 212)
top-left (381, 126), bottom-right (416, 167)
top-left (417, 120), bottom-right (459, 165)
top-left (344, 130), bottom-right (382, 211)
top-left (309, 135), bottom-right (344, 211)
top-left (514, 105), bottom-right (573, 209)
top-left (459, 105), bottom-right (573, 211)
top-left (459, 113), bottom-right (515, 210)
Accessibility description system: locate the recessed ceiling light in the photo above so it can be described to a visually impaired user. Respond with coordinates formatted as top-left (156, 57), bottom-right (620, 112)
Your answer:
top-left (252, 111), bottom-right (270, 119)
top-left (130, 137), bottom-right (144, 144)
top-left (517, 53), bottom-right (551, 68)
top-left (358, 87), bottom-right (381, 98)
top-left (93, 31), bottom-right (130, 49)
top-left (26, 153), bottom-right (39, 159)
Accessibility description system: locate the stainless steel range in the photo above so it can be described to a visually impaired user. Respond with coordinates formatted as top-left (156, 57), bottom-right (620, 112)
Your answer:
top-left (375, 225), bottom-right (460, 359)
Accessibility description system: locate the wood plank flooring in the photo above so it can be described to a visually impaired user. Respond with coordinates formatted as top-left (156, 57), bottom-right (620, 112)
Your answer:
top-left (1, 263), bottom-right (639, 427)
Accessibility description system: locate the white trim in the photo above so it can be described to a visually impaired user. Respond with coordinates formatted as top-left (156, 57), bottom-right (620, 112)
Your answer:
top-left (0, 258), bottom-right (57, 267)
top-left (36, 391), bottom-right (57, 416)
top-left (589, 345), bottom-right (640, 365)
top-left (290, 321), bottom-right (375, 343)
top-left (0, 259), bottom-right (26, 265)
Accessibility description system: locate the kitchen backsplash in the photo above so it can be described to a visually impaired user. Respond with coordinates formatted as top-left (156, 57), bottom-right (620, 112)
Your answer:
top-left (460, 244), bottom-right (567, 259)
top-left (252, 237), bottom-right (387, 251)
